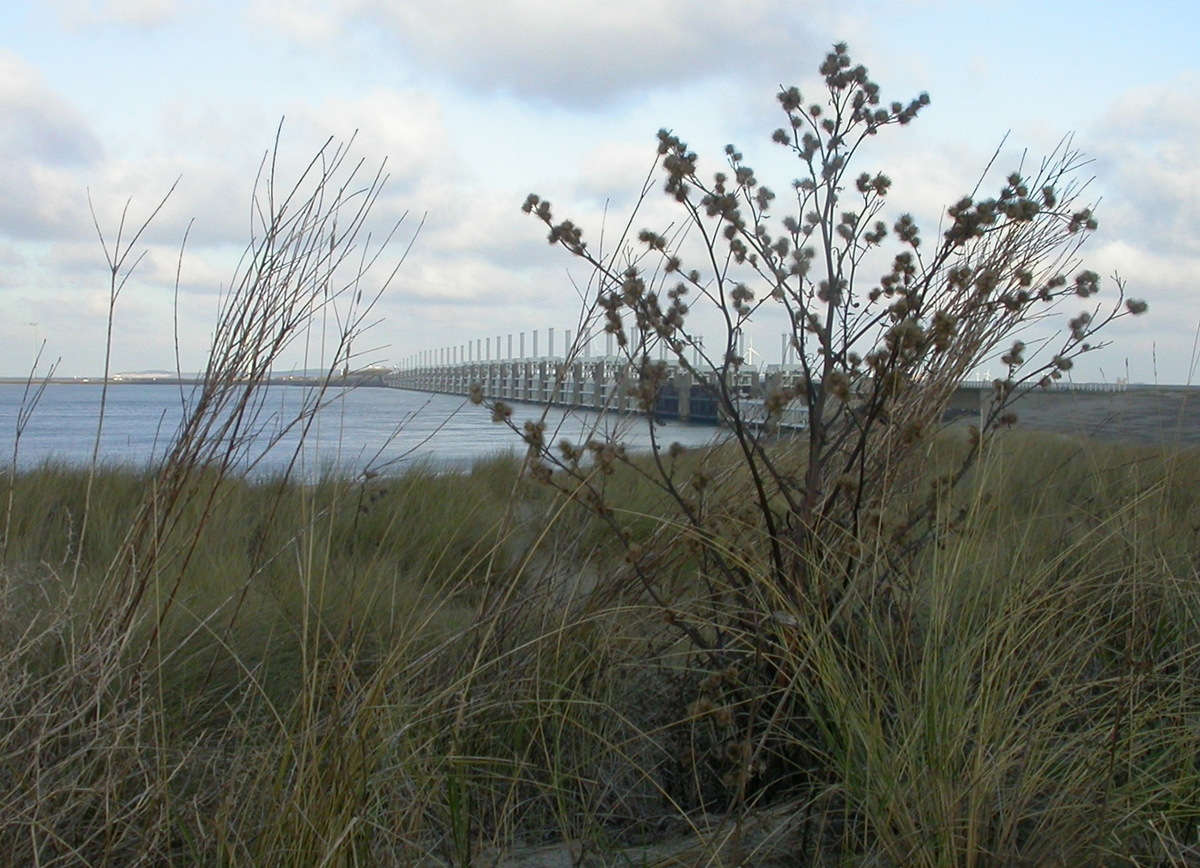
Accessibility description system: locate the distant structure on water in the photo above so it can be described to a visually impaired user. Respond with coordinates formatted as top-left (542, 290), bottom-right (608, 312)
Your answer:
top-left (389, 327), bottom-right (1134, 430)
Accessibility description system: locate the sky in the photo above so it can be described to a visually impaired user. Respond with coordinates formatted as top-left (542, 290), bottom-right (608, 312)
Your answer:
top-left (1, 0), bottom-right (1198, 383)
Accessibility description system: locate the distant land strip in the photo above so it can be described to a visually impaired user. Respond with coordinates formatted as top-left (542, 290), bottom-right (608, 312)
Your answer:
top-left (0, 369), bottom-right (392, 387)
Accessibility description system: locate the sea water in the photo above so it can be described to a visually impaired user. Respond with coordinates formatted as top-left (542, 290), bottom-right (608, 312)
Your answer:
top-left (0, 382), bottom-right (724, 478)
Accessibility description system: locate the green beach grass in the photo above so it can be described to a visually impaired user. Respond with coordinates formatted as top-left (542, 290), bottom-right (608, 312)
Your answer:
top-left (1, 430), bottom-right (1199, 865)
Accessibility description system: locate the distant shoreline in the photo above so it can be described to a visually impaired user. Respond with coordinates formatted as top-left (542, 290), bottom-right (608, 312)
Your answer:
top-left (0, 373), bottom-right (390, 387)
top-left (4, 376), bottom-right (1197, 390)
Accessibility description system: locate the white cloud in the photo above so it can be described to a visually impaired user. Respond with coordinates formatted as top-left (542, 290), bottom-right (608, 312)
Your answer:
top-left (1087, 239), bottom-right (1199, 361)
top-left (249, 0), bottom-right (342, 44)
top-left (293, 89), bottom-right (453, 183)
top-left (570, 140), bottom-right (661, 210)
top-left (0, 51), bottom-right (100, 169)
top-left (48, 0), bottom-right (181, 29)
top-left (1058, 75), bottom-right (1200, 380)
top-left (3, 0), bottom-right (1196, 383)
top-left (1091, 74), bottom-right (1200, 259)
top-left (347, 0), bottom-right (836, 107)
top-left (0, 52), bottom-right (103, 240)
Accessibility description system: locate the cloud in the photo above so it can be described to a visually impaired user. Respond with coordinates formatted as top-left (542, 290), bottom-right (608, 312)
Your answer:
top-left (1091, 74), bottom-right (1200, 260)
top-left (569, 140), bottom-right (662, 211)
top-left (47, 0), bottom-right (181, 29)
top-left (347, 0), bottom-right (835, 108)
top-left (249, 0), bottom-right (342, 44)
top-left (0, 51), bottom-right (100, 169)
top-left (1062, 75), bottom-right (1200, 380)
top-left (1087, 238), bottom-right (1200, 361)
top-left (0, 52), bottom-right (104, 240)
top-left (18, 87), bottom-right (456, 268)
top-left (291, 89), bottom-right (454, 185)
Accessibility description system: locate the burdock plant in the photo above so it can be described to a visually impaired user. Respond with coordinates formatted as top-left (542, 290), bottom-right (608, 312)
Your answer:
top-left (509, 42), bottom-right (1159, 860)
top-left (522, 41), bottom-right (1143, 617)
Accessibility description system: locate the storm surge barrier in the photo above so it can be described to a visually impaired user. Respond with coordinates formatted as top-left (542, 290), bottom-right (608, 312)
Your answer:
top-left (385, 329), bottom-right (1132, 430)
top-left (385, 354), bottom-right (810, 429)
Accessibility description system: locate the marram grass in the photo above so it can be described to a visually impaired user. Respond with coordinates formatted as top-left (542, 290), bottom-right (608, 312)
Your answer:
top-left (1, 433), bottom-right (1200, 865)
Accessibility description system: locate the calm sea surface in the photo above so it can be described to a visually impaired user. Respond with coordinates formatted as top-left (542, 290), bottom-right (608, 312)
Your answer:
top-left (0, 383), bottom-right (725, 478)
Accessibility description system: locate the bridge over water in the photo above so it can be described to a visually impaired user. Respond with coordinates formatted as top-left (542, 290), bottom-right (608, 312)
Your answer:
top-left (387, 354), bottom-right (809, 427)
top-left (386, 328), bottom-right (1129, 429)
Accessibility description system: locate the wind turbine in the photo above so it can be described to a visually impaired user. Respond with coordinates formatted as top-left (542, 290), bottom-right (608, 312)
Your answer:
top-left (744, 341), bottom-right (764, 370)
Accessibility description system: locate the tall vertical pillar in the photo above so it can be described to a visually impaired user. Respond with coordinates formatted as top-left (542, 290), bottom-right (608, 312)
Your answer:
top-left (676, 370), bottom-right (692, 421)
